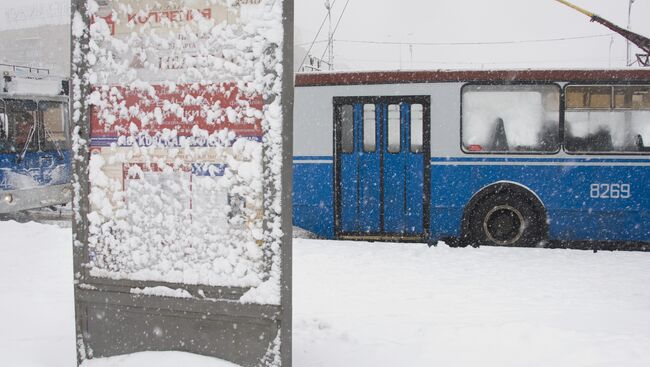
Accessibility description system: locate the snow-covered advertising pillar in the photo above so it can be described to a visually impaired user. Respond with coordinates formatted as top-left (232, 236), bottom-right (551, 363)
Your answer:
top-left (70, 0), bottom-right (292, 366)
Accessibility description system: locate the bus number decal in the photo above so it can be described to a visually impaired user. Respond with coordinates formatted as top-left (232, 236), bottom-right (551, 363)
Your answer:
top-left (590, 183), bottom-right (631, 199)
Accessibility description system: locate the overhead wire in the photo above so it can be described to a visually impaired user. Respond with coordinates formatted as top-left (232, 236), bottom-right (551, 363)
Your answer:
top-left (296, 33), bottom-right (615, 47)
top-left (336, 55), bottom-right (626, 65)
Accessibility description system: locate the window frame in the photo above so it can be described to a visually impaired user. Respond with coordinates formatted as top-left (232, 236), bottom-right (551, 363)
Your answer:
top-left (362, 103), bottom-right (377, 153)
top-left (0, 99), bottom-right (7, 135)
top-left (0, 98), bottom-right (11, 154)
top-left (565, 85), bottom-right (613, 110)
top-left (563, 83), bottom-right (650, 156)
top-left (386, 103), bottom-right (401, 154)
top-left (339, 104), bottom-right (355, 154)
top-left (410, 103), bottom-right (424, 153)
top-left (613, 85), bottom-right (650, 110)
top-left (459, 82), bottom-right (562, 155)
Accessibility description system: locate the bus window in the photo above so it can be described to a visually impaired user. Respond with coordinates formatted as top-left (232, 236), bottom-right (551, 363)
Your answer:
top-left (363, 104), bottom-right (376, 152)
top-left (39, 101), bottom-right (68, 150)
top-left (387, 104), bottom-right (400, 153)
top-left (462, 85), bottom-right (560, 153)
top-left (340, 105), bottom-right (354, 153)
top-left (6, 99), bottom-right (37, 151)
top-left (410, 104), bottom-right (423, 153)
top-left (565, 86), bottom-right (611, 109)
top-left (614, 86), bottom-right (650, 109)
top-left (565, 85), bottom-right (650, 153)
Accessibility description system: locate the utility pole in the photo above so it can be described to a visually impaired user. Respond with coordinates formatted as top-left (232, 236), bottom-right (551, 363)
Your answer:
top-left (325, 0), bottom-right (334, 70)
top-left (609, 36), bottom-right (614, 68)
top-left (399, 42), bottom-right (402, 69)
top-left (627, 0), bottom-right (635, 66)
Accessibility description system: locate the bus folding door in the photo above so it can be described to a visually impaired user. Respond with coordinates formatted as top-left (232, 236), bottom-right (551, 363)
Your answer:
top-left (335, 96), bottom-right (430, 240)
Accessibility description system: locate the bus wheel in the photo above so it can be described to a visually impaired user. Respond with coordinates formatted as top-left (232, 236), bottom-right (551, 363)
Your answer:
top-left (465, 192), bottom-right (546, 247)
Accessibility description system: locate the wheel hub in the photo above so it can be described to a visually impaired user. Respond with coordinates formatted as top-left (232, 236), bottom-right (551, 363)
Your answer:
top-left (483, 205), bottom-right (525, 245)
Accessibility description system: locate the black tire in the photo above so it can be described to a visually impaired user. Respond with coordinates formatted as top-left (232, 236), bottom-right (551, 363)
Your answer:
top-left (443, 237), bottom-right (467, 248)
top-left (463, 190), bottom-right (546, 247)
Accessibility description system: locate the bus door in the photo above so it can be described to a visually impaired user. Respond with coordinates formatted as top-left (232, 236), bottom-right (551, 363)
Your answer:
top-left (335, 96), bottom-right (430, 240)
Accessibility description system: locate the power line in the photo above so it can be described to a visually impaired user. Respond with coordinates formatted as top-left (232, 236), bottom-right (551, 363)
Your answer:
top-left (296, 33), bottom-right (615, 47)
top-left (337, 55), bottom-right (626, 65)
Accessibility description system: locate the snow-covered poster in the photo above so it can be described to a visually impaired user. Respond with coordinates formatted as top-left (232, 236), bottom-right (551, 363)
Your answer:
top-left (71, 0), bottom-right (292, 365)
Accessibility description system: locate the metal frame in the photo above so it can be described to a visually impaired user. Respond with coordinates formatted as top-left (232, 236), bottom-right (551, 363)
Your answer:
top-left (71, 1), bottom-right (292, 365)
top-left (281, 0), bottom-right (294, 364)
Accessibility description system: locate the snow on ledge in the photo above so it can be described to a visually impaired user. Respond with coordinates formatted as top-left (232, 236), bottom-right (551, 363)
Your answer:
top-left (80, 351), bottom-right (241, 367)
top-left (130, 286), bottom-right (193, 299)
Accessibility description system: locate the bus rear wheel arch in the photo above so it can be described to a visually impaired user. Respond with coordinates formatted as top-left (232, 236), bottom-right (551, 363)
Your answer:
top-left (460, 183), bottom-right (548, 247)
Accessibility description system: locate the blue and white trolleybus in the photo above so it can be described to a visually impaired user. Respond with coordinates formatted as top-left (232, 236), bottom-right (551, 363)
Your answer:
top-left (0, 65), bottom-right (71, 213)
top-left (293, 69), bottom-right (650, 247)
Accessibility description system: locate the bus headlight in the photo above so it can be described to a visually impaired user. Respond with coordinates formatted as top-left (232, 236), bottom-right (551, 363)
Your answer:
top-left (3, 193), bottom-right (13, 204)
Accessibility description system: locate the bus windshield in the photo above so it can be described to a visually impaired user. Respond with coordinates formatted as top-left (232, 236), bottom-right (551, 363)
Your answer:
top-left (1, 99), bottom-right (68, 155)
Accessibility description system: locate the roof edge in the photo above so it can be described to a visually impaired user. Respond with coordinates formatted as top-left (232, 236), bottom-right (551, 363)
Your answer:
top-left (295, 69), bottom-right (650, 87)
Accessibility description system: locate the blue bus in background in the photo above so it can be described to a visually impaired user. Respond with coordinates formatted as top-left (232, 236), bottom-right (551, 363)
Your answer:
top-left (293, 69), bottom-right (650, 247)
top-left (1, 65), bottom-right (71, 214)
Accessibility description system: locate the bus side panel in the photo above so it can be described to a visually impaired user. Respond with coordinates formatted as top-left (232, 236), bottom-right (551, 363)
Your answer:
top-left (292, 161), bottom-right (334, 239)
top-left (428, 161), bottom-right (650, 243)
top-left (340, 147), bottom-right (359, 233)
top-left (405, 156), bottom-right (425, 234)
top-left (292, 84), bottom-right (336, 239)
top-left (383, 154), bottom-right (406, 233)
top-left (428, 164), bottom-right (475, 240)
top-left (549, 164), bottom-right (648, 242)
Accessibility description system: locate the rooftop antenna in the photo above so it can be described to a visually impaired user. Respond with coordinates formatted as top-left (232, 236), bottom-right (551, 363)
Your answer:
top-left (554, 0), bottom-right (650, 66)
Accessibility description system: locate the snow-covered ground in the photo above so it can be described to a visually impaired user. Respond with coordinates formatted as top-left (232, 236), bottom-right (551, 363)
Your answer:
top-left (1, 220), bottom-right (650, 366)
top-left (79, 352), bottom-right (240, 367)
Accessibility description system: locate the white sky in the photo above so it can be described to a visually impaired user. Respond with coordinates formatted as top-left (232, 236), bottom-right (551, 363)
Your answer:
top-left (295, 0), bottom-right (650, 70)
top-left (0, 0), bottom-right (69, 32)
top-left (1, 0), bottom-right (650, 70)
